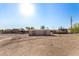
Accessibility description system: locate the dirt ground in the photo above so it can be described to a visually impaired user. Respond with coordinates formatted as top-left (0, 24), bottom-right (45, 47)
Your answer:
top-left (0, 34), bottom-right (79, 56)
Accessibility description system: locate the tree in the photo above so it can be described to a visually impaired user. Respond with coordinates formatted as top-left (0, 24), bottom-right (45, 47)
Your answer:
top-left (46, 27), bottom-right (49, 29)
top-left (25, 27), bottom-right (31, 30)
top-left (70, 23), bottom-right (79, 33)
top-left (40, 26), bottom-right (45, 29)
top-left (30, 27), bottom-right (34, 29)
top-left (26, 26), bottom-right (34, 30)
top-left (58, 26), bottom-right (64, 30)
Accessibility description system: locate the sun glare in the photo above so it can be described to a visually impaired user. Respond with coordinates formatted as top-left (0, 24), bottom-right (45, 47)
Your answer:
top-left (19, 3), bottom-right (35, 17)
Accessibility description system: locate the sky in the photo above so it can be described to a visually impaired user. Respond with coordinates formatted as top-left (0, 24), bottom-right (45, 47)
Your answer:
top-left (0, 3), bottom-right (79, 29)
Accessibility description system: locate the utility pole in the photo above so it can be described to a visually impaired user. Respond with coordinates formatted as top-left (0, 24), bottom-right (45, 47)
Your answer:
top-left (70, 16), bottom-right (73, 29)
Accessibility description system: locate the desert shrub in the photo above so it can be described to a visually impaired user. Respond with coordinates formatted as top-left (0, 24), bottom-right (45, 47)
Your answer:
top-left (1, 28), bottom-right (26, 34)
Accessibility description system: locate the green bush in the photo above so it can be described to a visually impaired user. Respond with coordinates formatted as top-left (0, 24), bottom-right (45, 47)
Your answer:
top-left (70, 23), bottom-right (79, 33)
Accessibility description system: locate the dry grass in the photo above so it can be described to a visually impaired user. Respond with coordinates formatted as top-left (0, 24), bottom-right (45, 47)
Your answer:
top-left (0, 34), bottom-right (79, 56)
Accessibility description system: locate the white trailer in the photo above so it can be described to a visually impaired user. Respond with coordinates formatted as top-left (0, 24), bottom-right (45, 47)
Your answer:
top-left (29, 29), bottom-right (53, 36)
